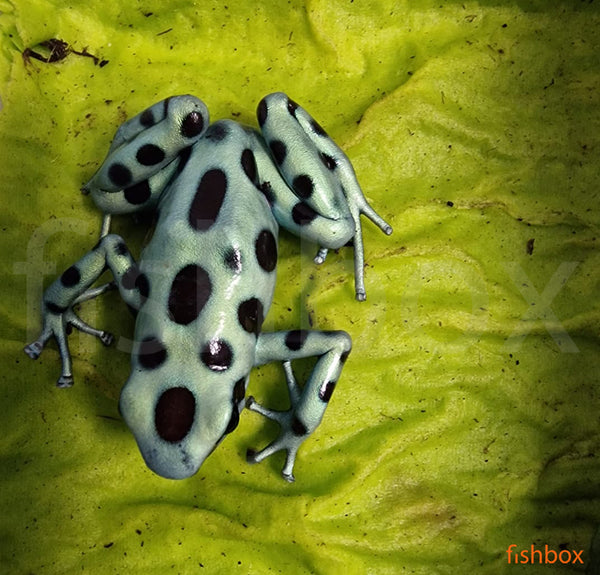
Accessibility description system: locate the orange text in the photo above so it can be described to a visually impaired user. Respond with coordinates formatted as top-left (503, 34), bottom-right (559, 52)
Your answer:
top-left (506, 544), bottom-right (583, 565)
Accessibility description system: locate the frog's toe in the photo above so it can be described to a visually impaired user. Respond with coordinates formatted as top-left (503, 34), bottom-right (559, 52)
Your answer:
top-left (24, 341), bottom-right (43, 359)
top-left (99, 331), bottom-right (114, 346)
top-left (281, 447), bottom-right (299, 482)
top-left (56, 374), bottom-right (74, 388)
top-left (313, 247), bottom-right (328, 265)
top-left (246, 442), bottom-right (298, 482)
top-left (245, 418), bottom-right (304, 481)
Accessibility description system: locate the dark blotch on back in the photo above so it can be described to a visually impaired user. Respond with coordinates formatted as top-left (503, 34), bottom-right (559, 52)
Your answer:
top-left (136, 273), bottom-right (150, 300)
top-left (259, 181), bottom-right (275, 205)
top-left (137, 336), bottom-right (168, 369)
top-left (121, 265), bottom-right (139, 290)
top-left (189, 168), bottom-right (227, 231)
top-left (224, 378), bottom-right (246, 438)
top-left (254, 229), bottom-right (277, 272)
top-left (237, 297), bottom-right (264, 336)
top-left (155, 387), bottom-right (196, 443)
top-left (45, 301), bottom-right (67, 314)
top-left (114, 241), bottom-right (129, 256)
top-left (168, 264), bottom-right (212, 325)
top-left (200, 339), bottom-right (233, 371)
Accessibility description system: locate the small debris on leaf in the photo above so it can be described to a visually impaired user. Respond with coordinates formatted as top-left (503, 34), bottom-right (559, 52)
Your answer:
top-left (23, 38), bottom-right (108, 67)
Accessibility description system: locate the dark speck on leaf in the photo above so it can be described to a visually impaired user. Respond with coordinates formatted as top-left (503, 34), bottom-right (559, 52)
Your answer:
top-left (526, 238), bottom-right (535, 255)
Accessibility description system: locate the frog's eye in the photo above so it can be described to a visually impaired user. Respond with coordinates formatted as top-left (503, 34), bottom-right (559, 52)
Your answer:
top-left (154, 386), bottom-right (196, 442)
top-left (180, 110), bottom-right (205, 138)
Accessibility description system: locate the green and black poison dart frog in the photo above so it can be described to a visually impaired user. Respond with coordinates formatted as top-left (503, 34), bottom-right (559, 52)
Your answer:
top-left (24, 93), bottom-right (392, 482)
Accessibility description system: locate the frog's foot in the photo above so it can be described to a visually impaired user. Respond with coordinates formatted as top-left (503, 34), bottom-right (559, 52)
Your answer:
top-left (245, 397), bottom-right (304, 483)
top-left (245, 361), bottom-right (310, 482)
top-left (24, 340), bottom-right (45, 360)
top-left (24, 306), bottom-right (113, 387)
top-left (254, 93), bottom-right (392, 302)
top-left (346, 197), bottom-right (393, 302)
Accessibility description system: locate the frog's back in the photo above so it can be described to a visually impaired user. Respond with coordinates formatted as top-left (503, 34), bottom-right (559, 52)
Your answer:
top-left (136, 120), bottom-right (278, 372)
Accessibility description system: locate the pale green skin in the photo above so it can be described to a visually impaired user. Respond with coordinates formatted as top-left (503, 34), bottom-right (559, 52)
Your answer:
top-left (24, 93), bottom-right (391, 482)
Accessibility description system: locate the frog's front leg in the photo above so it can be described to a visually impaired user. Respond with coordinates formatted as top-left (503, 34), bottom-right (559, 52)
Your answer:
top-left (82, 95), bottom-right (209, 215)
top-left (24, 235), bottom-right (146, 387)
top-left (255, 92), bottom-right (392, 301)
top-left (246, 330), bottom-right (351, 482)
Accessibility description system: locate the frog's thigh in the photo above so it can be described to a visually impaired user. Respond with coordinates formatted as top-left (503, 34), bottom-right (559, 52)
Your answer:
top-left (254, 329), bottom-right (352, 421)
top-left (252, 138), bottom-right (354, 249)
top-left (248, 330), bottom-right (351, 480)
top-left (255, 329), bottom-right (351, 365)
top-left (43, 233), bottom-right (146, 313)
top-left (25, 234), bottom-right (145, 386)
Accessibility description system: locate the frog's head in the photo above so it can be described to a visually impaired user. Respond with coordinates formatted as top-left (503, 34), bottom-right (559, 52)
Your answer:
top-left (119, 368), bottom-right (247, 479)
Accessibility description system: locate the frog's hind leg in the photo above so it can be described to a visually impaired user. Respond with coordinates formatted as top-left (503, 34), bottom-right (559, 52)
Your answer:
top-left (24, 234), bottom-right (145, 387)
top-left (246, 329), bottom-right (352, 482)
top-left (254, 92), bottom-right (392, 301)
